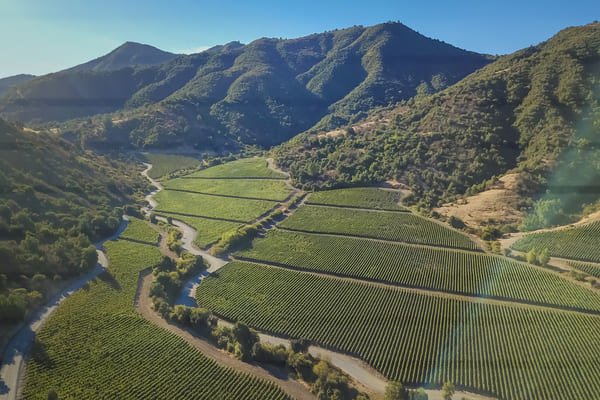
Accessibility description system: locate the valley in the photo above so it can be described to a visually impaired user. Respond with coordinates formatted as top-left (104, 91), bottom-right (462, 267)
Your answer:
top-left (1, 14), bottom-right (600, 400)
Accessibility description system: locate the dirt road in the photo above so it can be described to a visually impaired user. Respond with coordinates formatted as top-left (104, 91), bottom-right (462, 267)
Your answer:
top-left (0, 218), bottom-right (129, 400)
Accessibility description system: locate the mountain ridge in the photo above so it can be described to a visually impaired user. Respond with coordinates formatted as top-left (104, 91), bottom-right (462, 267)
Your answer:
top-left (0, 22), bottom-right (492, 150)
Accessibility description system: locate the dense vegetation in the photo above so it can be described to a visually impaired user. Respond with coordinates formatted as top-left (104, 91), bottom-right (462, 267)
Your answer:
top-left (306, 187), bottom-right (407, 210)
top-left (196, 261), bottom-right (600, 400)
top-left (237, 230), bottom-right (600, 312)
top-left (279, 205), bottom-right (480, 250)
top-left (512, 221), bottom-right (600, 263)
top-left (274, 23), bottom-right (600, 220)
top-left (0, 22), bottom-right (490, 150)
top-left (24, 228), bottom-right (290, 399)
top-left (142, 153), bottom-right (201, 179)
top-left (0, 118), bottom-right (147, 334)
top-left (0, 74), bottom-right (36, 97)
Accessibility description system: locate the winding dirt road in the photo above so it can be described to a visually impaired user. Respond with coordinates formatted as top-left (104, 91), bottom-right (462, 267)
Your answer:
top-left (0, 218), bottom-right (129, 400)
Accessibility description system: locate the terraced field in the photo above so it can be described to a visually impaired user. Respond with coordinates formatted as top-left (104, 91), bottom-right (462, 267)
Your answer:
top-left (279, 205), bottom-right (480, 251)
top-left (196, 261), bottom-right (600, 400)
top-left (23, 226), bottom-right (290, 399)
top-left (185, 158), bottom-right (285, 179)
top-left (306, 187), bottom-right (407, 211)
top-left (163, 178), bottom-right (293, 201)
top-left (118, 217), bottom-right (160, 244)
top-left (153, 190), bottom-right (277, 222)
top-left (512, 221), bottom-right (600, 263)
top-left (142, 153), bottom-right (201, 179)
top-left (237, 230), bottom-right (600, 312)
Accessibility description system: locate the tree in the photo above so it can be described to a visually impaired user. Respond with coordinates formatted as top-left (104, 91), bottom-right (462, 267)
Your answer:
top-left (526, 248), bottom-right (538, 265)
top-left (385, 381), bottom-right (408, 400)
top-left (448, 216), bottom-right (465, 229)
top-left (80, 245), bottom-right (98, 270)
top-left (413, 388), bottom-right (428, 400)
top-left (442, 381), bottom-right (455, 400)
top-left (538, 248), bottom-right (550, 266)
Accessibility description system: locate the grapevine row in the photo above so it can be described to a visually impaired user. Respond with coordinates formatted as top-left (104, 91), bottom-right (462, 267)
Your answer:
top-left (237, 230), bottom-right (600, 313)
top-left (196, 261), bottom-right (600, 400)
top-left (279, 205), bottom-right (480, 251)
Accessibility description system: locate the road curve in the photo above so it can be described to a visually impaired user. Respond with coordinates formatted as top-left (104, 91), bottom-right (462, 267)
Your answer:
top-left (0, 217), bottom-right (129, 400)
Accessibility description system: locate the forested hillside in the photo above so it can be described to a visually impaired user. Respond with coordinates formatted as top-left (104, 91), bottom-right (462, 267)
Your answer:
top-left (0, 22), bottom-right (490, 150)
top-left (0, 118), bottom-right (147, 332)
top-left (274, 22), bottom-right (600, 226)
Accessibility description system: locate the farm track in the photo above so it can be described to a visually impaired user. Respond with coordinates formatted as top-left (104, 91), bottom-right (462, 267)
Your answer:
top-left (141, 161), bottom-right (499, 399)
top-left (134, 269), bottom-right (315, 400)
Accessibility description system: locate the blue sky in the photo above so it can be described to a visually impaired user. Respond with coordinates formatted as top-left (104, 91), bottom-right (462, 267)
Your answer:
top-left (1, 0), bottom-right (598, 78)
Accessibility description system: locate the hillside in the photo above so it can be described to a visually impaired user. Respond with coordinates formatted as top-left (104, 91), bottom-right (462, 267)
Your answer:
top-left (0, 22), bottom-right (491, 149)
top-left (0, 74), bottom-right (36, 97)
top-left (274, 22), bottom-right (600, 228)
top-left (65, 41), bottom-right (178, 73)
top-left (0, 118), bottom-right (148, 342)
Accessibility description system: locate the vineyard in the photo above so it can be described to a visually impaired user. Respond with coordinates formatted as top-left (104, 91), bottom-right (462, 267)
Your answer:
top-left (153, 190), bottom-right (277, 222)
top-left (119, 217), bottom-right (160, 244)
top-left (306, 187), bottom-right (407, 211)
top-left (163, 178), bottom-right (293, 201)
top-left (237, 230), bottom-right (600, 312)
top-left (511, 221), bottom-right (600, 263)
top-left (569, 261), bottom-right (600, 279)
top-left (165, 214), bottom-right (242, 248)
top-left (279, 205), bottom-right (480, 251)
top-left (142, 153), bottom-right (201, 179)
top-left (196, 261), bottom-right (600, 400)
top-left (185, 157), bottom-right (285, 179)
top-left (23, 226), bottom-right (290, 399)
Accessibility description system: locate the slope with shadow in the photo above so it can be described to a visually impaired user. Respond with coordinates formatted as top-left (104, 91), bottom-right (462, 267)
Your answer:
top-left (274, 22), bottom-right (600, 214)
top-left (0, 75), bottom-right (36, 97)
top-left (0, 22), bottom-right (491, 150)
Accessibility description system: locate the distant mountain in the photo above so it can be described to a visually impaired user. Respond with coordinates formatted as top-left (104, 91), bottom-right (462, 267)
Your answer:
top-left (274, 22), bottom-right (600, 226)
top-left (0, 22), bottom-right (491, 149)
top-left (0, 74), bottom-right (36, 97)
top-left (64, 41), bottom-right (179, 73)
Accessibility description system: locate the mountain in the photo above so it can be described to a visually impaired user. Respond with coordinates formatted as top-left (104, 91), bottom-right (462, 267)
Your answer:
top-left (64, 41), bottom-right (179, 72)
top-left (0, 74), bottom-right (36, 97)
top-left (273, 22), bottom-right (600, 228)
top-left (0, 22), bottom-right (491, 149)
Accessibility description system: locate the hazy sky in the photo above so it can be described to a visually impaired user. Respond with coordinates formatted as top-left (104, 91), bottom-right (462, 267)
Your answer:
top-left (1, 0), bottom-right (598, 78)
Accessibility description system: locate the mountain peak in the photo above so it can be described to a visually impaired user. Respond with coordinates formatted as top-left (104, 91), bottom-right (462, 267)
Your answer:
top-left (65, 42), bottom-right (178, 73)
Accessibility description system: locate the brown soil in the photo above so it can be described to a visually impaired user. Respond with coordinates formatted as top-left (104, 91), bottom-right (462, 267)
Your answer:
top-left (435, 173), bottom-right (524, 228)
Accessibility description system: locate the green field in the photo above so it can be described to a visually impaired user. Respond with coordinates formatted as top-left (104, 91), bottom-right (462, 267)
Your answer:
top-left (307, 187), bottom-right (407, 211)
top-left (512, 222), bottom-right (600, 263)
top-left (186, 158), bottom-right (285, 179)
top-left (237, 230), bottom-right (600, 312)
top-left (279, 205), bottom-right (479, 251)
top-left (163, 178), bottom-right (293, 201)
top-left (119, 217), bottom-right (160, 244)
top-left (154, 190), bottom-right (277, 222)
top-left (196, 261), bottom-right (600, 400)
top-left (142, 153), bottom-right (201, 179)
top-left (165, 214), bottom-right (243, 248)
top-left (569, 261), bottom-right (600, 279)
top-left (24, 235), bottom-right (289, 399)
